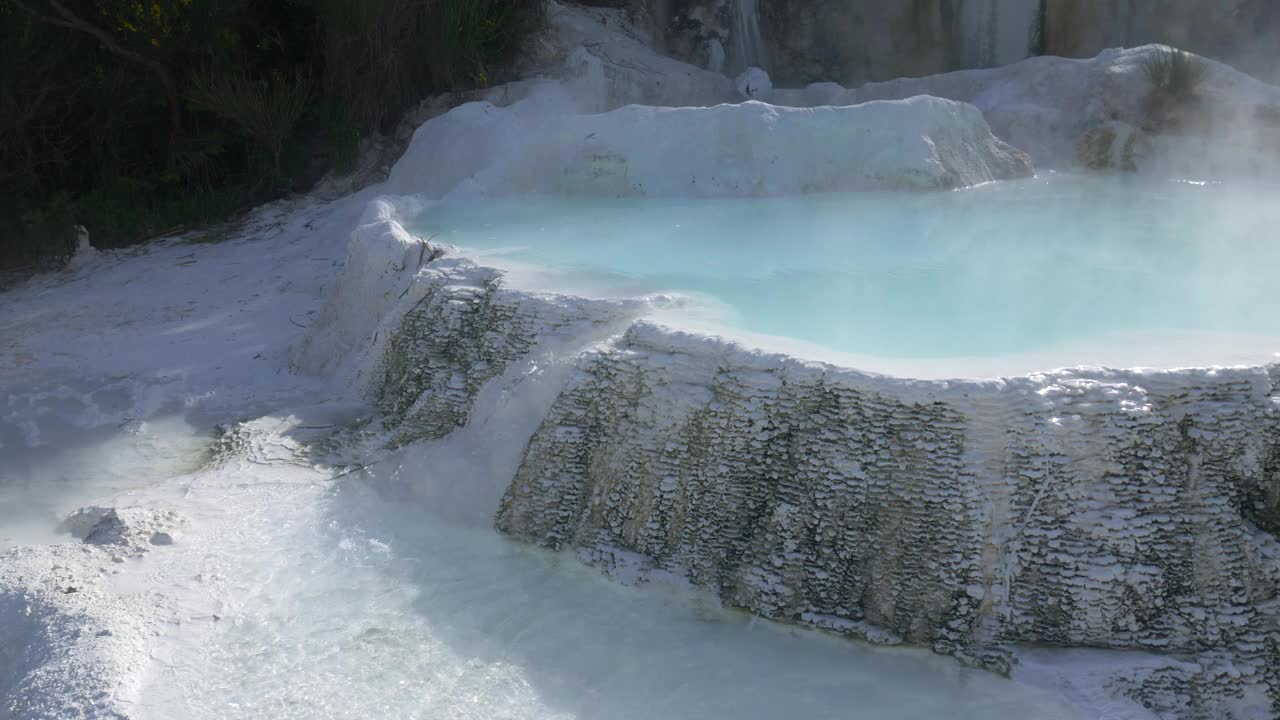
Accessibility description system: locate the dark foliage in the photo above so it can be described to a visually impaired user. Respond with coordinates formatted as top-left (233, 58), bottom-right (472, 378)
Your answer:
top-left (0, 0), bottom-right (544, 268)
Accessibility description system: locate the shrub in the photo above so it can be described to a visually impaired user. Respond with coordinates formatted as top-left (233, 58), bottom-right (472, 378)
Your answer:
top-left (430, 0), bottom-right (545, 88)
top-left (316, 0), bottom-right (545, 132)
top-left (1139, 47), bottom-right (1208, 133)
top-left (187, 70), bottom-right (314, 186)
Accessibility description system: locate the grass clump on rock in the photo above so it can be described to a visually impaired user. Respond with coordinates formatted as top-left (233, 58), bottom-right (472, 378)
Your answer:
top-left (1143, 46), bottom-right (1207, 101)
top-left (1141, 46), bottom-right (1208, 133)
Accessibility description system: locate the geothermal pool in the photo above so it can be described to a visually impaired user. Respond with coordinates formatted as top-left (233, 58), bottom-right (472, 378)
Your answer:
top-left (414, 174), bottom-right (1280, 368)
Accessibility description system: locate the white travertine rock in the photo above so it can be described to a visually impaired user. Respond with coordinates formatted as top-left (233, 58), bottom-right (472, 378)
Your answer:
top-left (735, 67), bottom-right (773, 100)
top-left (387, 93), bottom-right (1032, 200)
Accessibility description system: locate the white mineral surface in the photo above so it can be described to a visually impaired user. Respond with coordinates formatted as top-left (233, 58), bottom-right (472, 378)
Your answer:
top-left (4, 3), bottom-right (1279, 719)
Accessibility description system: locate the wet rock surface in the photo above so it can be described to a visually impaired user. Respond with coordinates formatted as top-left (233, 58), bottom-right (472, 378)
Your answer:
top-left (488, 325), bottom-right (1280, 716)
top-left (377, 260), bottom-right (641, 446)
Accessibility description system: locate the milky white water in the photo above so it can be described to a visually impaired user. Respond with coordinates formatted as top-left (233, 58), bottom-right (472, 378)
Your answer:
top-left (141, 465), bottom-right (1086, 720)
top-left (120, 350), bottom-right (1092, 719)
top-left (0, 386), bottom-right (210, 549)
top-left (412, 174), bottom-right (1280, 364)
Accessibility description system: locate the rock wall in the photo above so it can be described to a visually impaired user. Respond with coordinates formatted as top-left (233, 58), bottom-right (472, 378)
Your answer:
top-left (953, 0), bottom-right (1044, 70)
top-left (376, 259), bottom-right (641, 446)
top-left (492, 322), bottom-right (1280, 717)
top-left (584, 0), bottom-right (1046, 86)
top-left (578, 0), bottom-right (1277, 88)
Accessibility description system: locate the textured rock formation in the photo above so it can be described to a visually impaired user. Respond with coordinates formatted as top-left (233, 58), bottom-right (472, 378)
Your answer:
top-left (58, 506), bottom-right (184, 550)
top-left (543, 2), bottom-right (738, 112)
top-left (312, 152), bottom-right (1280, 716)
top-left (286, 13), bottom-right (1280, 712)
top-left (376, 259), bottom-right (640, 446)
top-left (491, 322), bottom-right (1280, 716)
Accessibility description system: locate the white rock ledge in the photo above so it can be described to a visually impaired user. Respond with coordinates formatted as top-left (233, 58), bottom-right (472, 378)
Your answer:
top-left (387, 93), bottom-right (1033, 199)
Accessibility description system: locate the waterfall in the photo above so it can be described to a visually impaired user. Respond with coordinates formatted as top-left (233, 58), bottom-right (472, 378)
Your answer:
top-left (956, 0), bottom-right (1043, 69)
top-left (731, 0), bottom-right (767, 73)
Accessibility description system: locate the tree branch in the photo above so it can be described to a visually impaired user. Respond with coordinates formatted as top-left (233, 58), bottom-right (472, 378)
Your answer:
top-left (12, 0), bottom-right (183, 153)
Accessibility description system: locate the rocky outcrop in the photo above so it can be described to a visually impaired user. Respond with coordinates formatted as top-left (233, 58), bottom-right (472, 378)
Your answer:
top-left (376, 259), bottom-right (641, 446)
top-left (59, 506), bottom-right (183, 551)
top-left (490, 322), bottom-right (1280, 717)
top-left (758, 0), bottom-right (953, 86)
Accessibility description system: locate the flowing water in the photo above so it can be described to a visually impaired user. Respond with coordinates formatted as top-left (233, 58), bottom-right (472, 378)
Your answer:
top-left (731, 0), bottom-right (767, 74)
top-left (413, 174), bottom-right (1280, 364)
top-left (127, 350), bottom-right (1093, 719)
top-left (955, 0), bottom-right (1042, 68)
top-left (141, 457), bottom-right (1087, 720)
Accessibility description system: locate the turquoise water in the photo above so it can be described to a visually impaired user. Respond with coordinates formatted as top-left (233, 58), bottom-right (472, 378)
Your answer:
top-left (413, 175), bottom-right (1280, 359)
